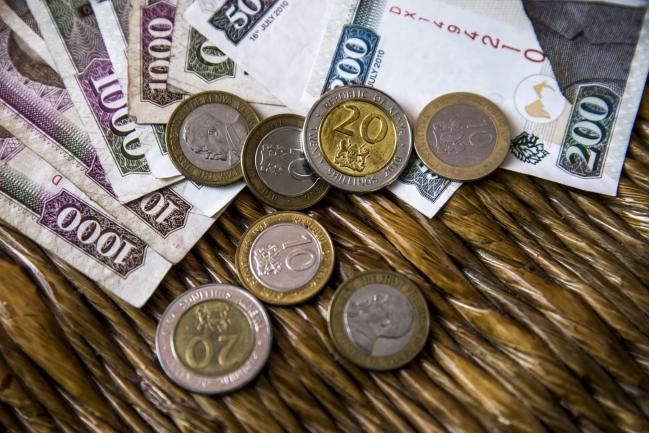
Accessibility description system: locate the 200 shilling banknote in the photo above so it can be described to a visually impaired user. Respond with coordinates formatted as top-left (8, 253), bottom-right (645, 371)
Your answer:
top-left (303, 0), bottom-right (649, 203)
top-left (186, 0), bottom-right (649, 217)
top-left (0, 134), bottom-right (171, 307)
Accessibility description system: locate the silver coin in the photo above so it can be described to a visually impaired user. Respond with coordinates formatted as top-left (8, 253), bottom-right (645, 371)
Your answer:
top-left (303, 85), bottom-right (412, 192)
top-left (179, 103), bottom-right (250, 172)
top-left (255, 126), bottom-right (318, 197)
top-left (249, 222), bottom-right (321, 292)
top-left (343, 283), bottom-right (415, 357)
top-left (156, 284), bottom-right (272, 394)
top-left (328, 270), bottom-right (429, 370)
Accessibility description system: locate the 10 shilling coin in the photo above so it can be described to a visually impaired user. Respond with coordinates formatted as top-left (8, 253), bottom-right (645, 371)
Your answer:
top-left (156, 284), bottom-right (272, 394)
top-left (236, 212), bottom-right (334, 305)
top-left (414, 92), bottom-right (511, 181)
top-left (241, 114), bottom-right (329, 210)
top-left (166, 91), bottom-right (260, 185)
top-left (303, 86), bottom-right (412, 192)
top-left (328, 270), bottom-right (429, 370)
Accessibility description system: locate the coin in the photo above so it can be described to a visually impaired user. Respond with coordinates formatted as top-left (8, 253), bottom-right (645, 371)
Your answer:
top-left (236, 212), bottom-right (334, 305)
top-left (166, 91), bottom-right (260, 185)
top-left (328, 270), bottom-right (429, 370)
top-left (303, 86), bottom-right (412, 192)
top-left (156, 284), bottom-right (272, 394)
top-left (414, 92), bottom-right (511, 181)
top-left (241, 114), bottom-right (329, 210)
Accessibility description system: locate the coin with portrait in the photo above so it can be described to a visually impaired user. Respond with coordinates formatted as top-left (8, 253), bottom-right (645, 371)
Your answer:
top-left (303, 86), bottom-right (412, 192)
top-left (328, 270), bottom-right (429, 370)
top-left (236, 212), bottom-right (334, 305)
top-left (414, 92), bottom-right (511, 181)
top-left (241, 114), bottom-right (329, 210)
top-left (166, 91), bottom-right (260, 185)
top-left (156, 284), bottom-right (272, 394)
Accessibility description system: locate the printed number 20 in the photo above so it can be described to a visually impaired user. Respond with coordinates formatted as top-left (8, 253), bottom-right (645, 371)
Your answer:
top-left (185, 334), bottom-right (239, 369)
top-left (225, 0), bottom-right (262, 30)
top-left (335, 104), bottom-right (388, 144)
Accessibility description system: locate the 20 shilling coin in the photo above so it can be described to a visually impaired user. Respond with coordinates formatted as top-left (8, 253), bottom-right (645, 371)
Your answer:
top-left (156, 284), bottom-right (272, 394)
top-left (303, 86), bottom-right (412, 192)
top-left (241, 114), bottom-right (329, 210)
top-left (236, 212), bottom-right (334, 305)
top-left (414, 92), bottom-right (511, 181)
top-left (166, 91), bottom-right (260, 185)
top-left (328, 270), bottom-right (429, 370)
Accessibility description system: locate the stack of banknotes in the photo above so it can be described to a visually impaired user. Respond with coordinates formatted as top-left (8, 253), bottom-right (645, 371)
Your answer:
top-left (0, 0), bottom-right (647, 306)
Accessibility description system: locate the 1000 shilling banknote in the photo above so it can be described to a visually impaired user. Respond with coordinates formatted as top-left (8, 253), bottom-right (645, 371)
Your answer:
top-left (0, 133), bottom-right (171, 307)
top-left (0, 0), bottom-right (52, 66)
top-left (26, 0), bottom-right (174, 203)
top-left (92, 0), bottom-right (245, 216)
top-left (0, 7), bottom-right (218, 263)
top-left (127, 0), bottom-right (186, 123)
top-left (303, 0), bottom-right (649, 205)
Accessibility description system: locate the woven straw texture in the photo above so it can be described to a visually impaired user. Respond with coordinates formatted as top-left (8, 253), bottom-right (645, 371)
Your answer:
top-left (0, 87), bottom-right (648, 433)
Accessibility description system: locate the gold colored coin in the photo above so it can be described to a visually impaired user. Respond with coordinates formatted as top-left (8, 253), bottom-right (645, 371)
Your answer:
top-left (236, 212), bottom-right (334, 305)
top-left (241, 114), bottom-right (329, 210)
top-left (414, 92), bottom-right (511, 181)
top-left (166, 91), bottom-right (260, 186)
top-left (328, 270), bottom-right (429, 370)
top-left (156, 284), bottom-right (272, 394)
top-left (304, 86), bottom-right (412, 192)
top-left (319, 100), bottom-right (397, 176)
top-left (173, 300), bottom-right (254, 376)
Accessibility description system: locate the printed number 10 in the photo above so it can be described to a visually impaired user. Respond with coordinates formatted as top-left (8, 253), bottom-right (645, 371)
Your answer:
top-left (282, 235), bottom-right (316, 271)
top-left (225, 0), bottom-right (262, 30)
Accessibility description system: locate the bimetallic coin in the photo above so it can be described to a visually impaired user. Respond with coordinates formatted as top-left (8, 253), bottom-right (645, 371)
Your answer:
top-left (166, 91), bottom-right (260, 185)
top-left (303, 86), bottom-right (412, 192)
top-left (236, 212), bottom-right (334, 305)
top-left (156, 284), bottom-right (272, 394)
top-left (241, 114), bottom-right (329, 210)
top-left (414, 92), bottom-right (511, 181)
top-left (328, 270), bottom-right (429, 370)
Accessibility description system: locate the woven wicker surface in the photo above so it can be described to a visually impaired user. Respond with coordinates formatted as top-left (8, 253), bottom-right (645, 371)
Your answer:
top-left (0, 88), bottom-right (648, 433)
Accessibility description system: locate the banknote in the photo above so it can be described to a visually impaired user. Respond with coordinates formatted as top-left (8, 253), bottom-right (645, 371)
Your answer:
top-left (0, 0), bottom-right (53, 67)
top-left (92, 0), bottom-right (245, 215)
top-left (92, 0), bottom-right (181, 180)
top-left (168, 0), bottom-right (284, 113)
top-left (184, 0), bottom-right (328, 113)
top-left (303, 0), bottom-right (649, 209)
top-left (127, 0), bottom-right (187, 123)
top-left (183, 0), bottom-right (460, 217)
top-left (0, 133), bottom-right (171, 306)
top-left (118, 0), bottom-right (283, 179)
top-left (25, 0), bottom-right (174, 203)
top-left (0, 7), bottom-right (222, 263)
